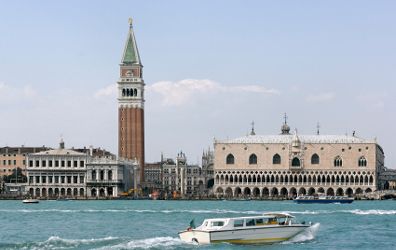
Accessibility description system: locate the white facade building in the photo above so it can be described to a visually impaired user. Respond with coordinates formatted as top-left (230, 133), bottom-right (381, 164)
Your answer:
top-left (26, 140), bottom-right (87, 198)
top-left (86, 158), bottom-right (137, 197)
top-left (25, 140), bottom-right (138, 198)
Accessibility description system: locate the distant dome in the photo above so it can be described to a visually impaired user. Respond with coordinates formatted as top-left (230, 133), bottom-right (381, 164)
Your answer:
top-left (281, 123), bottom-right (290, 135)
top-left (292, 129), bottom-right (301, 147)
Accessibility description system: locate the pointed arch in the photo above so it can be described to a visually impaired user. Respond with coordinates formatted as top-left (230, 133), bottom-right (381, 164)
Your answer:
top-left (273, 154), bottom-right (281, 164)
top-left (292, 157), bottom-right (301, 167)
top-left (249, 154), bottom-right (257, 165)
top-left (358, 156), bottom-right (367, 167)
top-left (311, 153), bottom-right (320, 164)
top-left (226, 154), bottom-right (235, 164)
top-left (334, 156), bottom-right (343, 167)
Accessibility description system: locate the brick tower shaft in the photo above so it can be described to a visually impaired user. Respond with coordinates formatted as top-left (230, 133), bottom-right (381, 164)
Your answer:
top-left (118, 19), bottom-right (145, 183)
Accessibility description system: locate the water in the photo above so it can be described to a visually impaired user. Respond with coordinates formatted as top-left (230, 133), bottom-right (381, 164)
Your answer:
top-left (0, 200), bottom-right (395, 249)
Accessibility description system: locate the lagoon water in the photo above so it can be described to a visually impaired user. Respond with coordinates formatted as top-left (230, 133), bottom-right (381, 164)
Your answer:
top-left (0, 200), bottom-right (395, 249)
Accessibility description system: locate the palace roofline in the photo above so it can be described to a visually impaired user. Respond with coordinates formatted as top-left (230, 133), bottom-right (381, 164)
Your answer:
top-left (216, 134), bottom-right (377, 144)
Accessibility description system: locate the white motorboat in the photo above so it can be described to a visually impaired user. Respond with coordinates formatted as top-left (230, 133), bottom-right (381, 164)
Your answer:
top-left (179, 212), bottom-right (312, 244)
top-left (22, 199), bottom-right (39, 204)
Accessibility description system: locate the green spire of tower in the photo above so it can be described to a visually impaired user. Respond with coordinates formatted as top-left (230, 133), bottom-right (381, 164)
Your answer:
top-left (121, 18), bottom-right (141, 65)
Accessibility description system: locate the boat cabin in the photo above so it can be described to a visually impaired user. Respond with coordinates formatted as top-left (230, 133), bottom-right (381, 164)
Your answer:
top-left (196, 213), bottom-right (295, 231)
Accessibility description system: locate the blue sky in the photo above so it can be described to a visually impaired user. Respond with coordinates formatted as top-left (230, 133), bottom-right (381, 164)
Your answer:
top-left (0, 1), bottom-right (395, 167)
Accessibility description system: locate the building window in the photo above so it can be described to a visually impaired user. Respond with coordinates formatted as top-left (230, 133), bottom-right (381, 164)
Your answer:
top-left (35, 176), bottom-right (40, 183)
top-left (42, 160), bottom-right (46, 167)
top-left (49, 161), bottom-right (53, 167)
top-left (334, 156), bottom-right (343, 167)
top-left (80, 176), bottom-right (84, 183)
top-left (61, 161), bottom-right (65, 167)
top-left (73, 176), bottom-right (78, 183)
top-left (291, 157), bottom-right (301, 167)
top-left (80, 161), bottom-right (84, 167)
top-left (311, 154), bottom-right (320, 165)
top-left (13, 160), bottom-right (16, 165)
top-left (67, 161), bottom-right (71, 167)
top-left (108, 170), bottom-right (112, 180)
top-left (249, 154), bottom-right (257, 165)
top-left (226, 154), bottom-right (235, 164)
top-left (2, 160), bottom-right (5, 165)
top-left (273, 154), bottom-right (281, 164)
top-left (67, 176), bottom-right (72, 183)
top-left (48, 176), bottom-right (53, 183)
top-left (61, 176), bottom-right (65, 183)
top-left (42, 176), bottom-right (46, 183)
top-left (55, 160), bottom-right (59, 167)
top-left (55, 176), bottom-right (59, 183)
top-left (29, 160), bottom-right (33, 167)
top-left (35, 160), bottom-right (40, 167)
top-left (74, 161), bottom-right (78, 167)
top-left (358, 156), bottom-right (367, 167)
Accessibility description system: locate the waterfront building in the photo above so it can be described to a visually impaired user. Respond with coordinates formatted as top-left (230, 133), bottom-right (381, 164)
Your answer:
top-left (118, 18), bottom-right (145, 183)
top-left (25, 140), bottom-right (136, 198)
top-left (25, 140), bottom-right (87, 198)
top-left (86, 157), bottom-right (137, 197)
top-left (162, 151), bottom-right (214, 198)
top-left (143, 162), bottom-right (162, 193)
top-left (213, 119), bottom-right (385, 198)
top-left (0, 146), bottom-right (50, 178)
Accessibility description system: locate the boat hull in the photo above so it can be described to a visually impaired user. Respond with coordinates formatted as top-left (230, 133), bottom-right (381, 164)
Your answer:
top-left (179, 225), bottom-right (309, 244)
top-left (22, 199), bottom-right (39, 204)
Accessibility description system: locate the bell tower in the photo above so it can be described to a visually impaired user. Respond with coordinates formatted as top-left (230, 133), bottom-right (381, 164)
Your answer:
top-left (118, 18), bottom-right (145, 182)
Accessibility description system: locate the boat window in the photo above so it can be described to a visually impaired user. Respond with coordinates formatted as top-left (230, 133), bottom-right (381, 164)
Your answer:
top-left (211, 221), bottom-right (224, 227)
top-left (255, 218), bottom-right (264, 225)
top-left (268, 218), bottom-right (278, 224)
top-left (278, 218), bottom-right (287, 225)
top-left (245, 219), bottom-right (256, 227)
top-left (234, 220), bottom-right (244, 227)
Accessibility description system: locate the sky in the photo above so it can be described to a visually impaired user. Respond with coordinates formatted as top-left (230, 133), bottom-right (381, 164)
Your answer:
top-left (0, 1), bottom-right (395, 168)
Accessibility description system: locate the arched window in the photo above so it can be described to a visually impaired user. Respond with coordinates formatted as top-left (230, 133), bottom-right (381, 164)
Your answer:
top-left (311, 154), bottom-right (320, 165)
top-left (249, 154), bottom-right (257, 165)
top-left (122, 89), bottom-right (126, 96)
top-left (91, 170), bottom-right (96, 180)
top-left (358, 156), bottom-right (367, 167)
top-left (126, 89), bottom-right (130, 96)
top-left (292, 157), bottom-right (301, 167)
top-left (273, 154), bottom-right (281, 164)
top-left (108, 170), bottom-right (112, 180)
top-left (134, 89), bottom-right (137, 96)
top-left (226, 154), bottom-right (235, 165)
top-left (334, 156), bottom-right (343, 167)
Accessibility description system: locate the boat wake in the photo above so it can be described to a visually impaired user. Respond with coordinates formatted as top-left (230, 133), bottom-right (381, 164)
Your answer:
top-left (283, 223), bottom-right (320, 244)
top-left (348, 209), bottom-right (396, 215)
top-left (10, 236), bottom-right (119, 250)
top-left (95, 236), bottom-right (185, 250)
top-left (5, 236), bottom-right (187, 250)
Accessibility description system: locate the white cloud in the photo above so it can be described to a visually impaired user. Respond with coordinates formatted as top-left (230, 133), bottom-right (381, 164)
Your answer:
top-left (146, 79), bottom-right (279, 106)
top-left (94, 84), bottom-right (117, 99)
top-left (0, 82), bottom-right (37, 101)
top-left (306, 92), bottom-right (335, 103)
